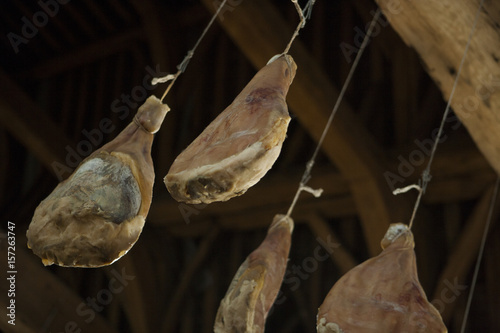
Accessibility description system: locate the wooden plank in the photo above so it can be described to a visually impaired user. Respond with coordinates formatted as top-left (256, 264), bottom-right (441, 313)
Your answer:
top-left (73, 65), bottom-right (90, 142)
top-left (0, 130), bottom-right (7, 206)
top-left (389, 145), bottom-right (497, 203)
top-left (374, 0), bottom-right (500, 175)
top-left (309, 250), bottom-right (323, 312)
top-left (391, 46), bottom-right (419, 144)
top-left (106, 256), bottom-right (149, 333)
top-left (307, 214), bottom-right (358, 274)
top-left (84, 2), bottom-right (115, 32)
top-left (204, 0), bottom-right (405, 255)
top-left (15, 2), bottom-right (62, 52)
top-left (121, 228), bottom-right (169, 331)
top-left (17, 29), bottom-right (143, 80)
top-left (443, 203), bottom-right (462, 249)
top-left (160, 228), bottom-right (219, 333)
top-left (432, 184), bottom-right (500, 323)
top-left (130, 0), bottom-right (169, 68)
top-left (108, 0), bottom-right (136, 24)
top-left (0, 69), bottom-right (74, 179)
top-left (64, 4), bottom-right (95, 37)
top-left (424, 171), bottom-right (496, 204)
top-left (149, 166), bottom-right (351, 225)
top-left (0, 233), bottom-right (117, 333)
top-left (149, 147), bottom-right (495, 237)
top-left (156, 194), bottom-right (355, 239)
top-left (485, 225), bottom-right (500, 332)
top-left (201, 260), bottom-right (218, 333)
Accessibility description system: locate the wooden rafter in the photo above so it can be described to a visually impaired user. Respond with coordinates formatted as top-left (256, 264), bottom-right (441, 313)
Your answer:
top-left (160, 228), bottom-right (219, 333)
top-left (433, 184), bottom-right (500, 324)
top-left (390, 146), bottom-right (496, 204)
top-left (200, 0), bottom-right (403, 256)
top-left (485, 226), bottom-right (500, 331)
top-left (147, 146), bottom-right (492, 240)
top-left (130, 0), bottom-right (169, 68)
top-left (375, 0), bottom-right (500, 175)
top-left (107, 256), bottom-right (149, 333)
top-left (0, 233), bottom-right (118, 333)
top-left (0, 69), bottom-right (74, 177)
top-left (148, 166), bottom-right (351, 225)
top-left (17, 29), bottom-right (143, 80)
top-left (307, 213), bottom-right (358, 274)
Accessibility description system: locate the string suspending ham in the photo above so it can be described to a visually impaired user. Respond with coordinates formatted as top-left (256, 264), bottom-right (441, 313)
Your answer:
top-left (154, 0), bottom-right (229, 102)
top-left (25, 0), bottom-right (230, 267)
top-left (210, 1), bottom-right (316, 332)
top-left (164, 1), bottom-right (316, 205)
top-left (392, 0), bottom-right (486, 231)
top-left (214, 215), bottom-right (293, 333)
top-left (317, 224), bottom-right (447, 333)
top-left (22, 0), bottom-right (494, 329)
top-left (317, 0), bottom-right (494, 332)
top-left (27, 96), bottom-right (170, 267)
top-left (390, 2), bottom-right (496, 330)
top-left (165, 54), bottom-right (296, 204)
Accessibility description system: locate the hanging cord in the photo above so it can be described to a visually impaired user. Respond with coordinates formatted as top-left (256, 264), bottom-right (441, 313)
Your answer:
top-left (459, 176), bottom-right (499, 332)
top-left (282, 0), bottom-right (316, 55)
top-left (392, 0), bottom-right (485, 230)
top-left (285, 8), bottom-right (382, 218)
top-left (152, 0), bottom-right (229, 102)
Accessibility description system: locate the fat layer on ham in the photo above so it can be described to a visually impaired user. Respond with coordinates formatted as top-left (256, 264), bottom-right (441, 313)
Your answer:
top-left (316, 223), bottom-right (447, 333)
top-left (165, 55), bottom-right (297, 204)
top-left (26, 96), bottom-right (169, 267)
top-left (214, 214), bottom-right (293, 333)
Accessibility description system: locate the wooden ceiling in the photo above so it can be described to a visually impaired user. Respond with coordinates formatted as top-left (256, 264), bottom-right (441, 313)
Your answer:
top-left (0, 0), bottom-right (499, 332)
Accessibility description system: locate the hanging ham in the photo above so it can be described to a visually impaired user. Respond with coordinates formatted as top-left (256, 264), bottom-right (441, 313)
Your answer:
top-left (214, 214), bottom-right (293, 333)
top-left (317, 223), bottom-right (447, 333)
top-left (165, 54), bottom-right (297, 204)
top-left (26, 96), bottom-right (169, 268)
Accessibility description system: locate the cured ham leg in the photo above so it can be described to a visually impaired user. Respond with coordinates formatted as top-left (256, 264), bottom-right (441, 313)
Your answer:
top-left (317, 223), bottom-right (447, 333)
top-left (214, 214), bottom-right (293, 333)
top-left (26, 96), bottom-right (169, 268)
top-left (165, 55), bottom-right (297, 204)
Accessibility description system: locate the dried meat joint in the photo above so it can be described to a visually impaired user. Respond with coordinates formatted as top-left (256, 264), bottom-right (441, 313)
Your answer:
top-left (316, 223), bottom-right (447, 333)
top-left (214, 214), bottom-right (294, 333)
top-left (165, 54), bottom-right (297, 204)
top-left (26, 96), bottom-right (170, 268)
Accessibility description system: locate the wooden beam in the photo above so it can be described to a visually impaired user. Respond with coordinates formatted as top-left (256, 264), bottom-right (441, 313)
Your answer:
top-left (307, 214), bottom-right (358, 274)
top-left (374, 0), bottom-right (500, 175)
top-left (424, 171), bottom-right (496, 204)
top-left (0, 130), bottom-right (7, 205)
top-left (351, 0), bottom-right (411, 64)
top-left (160, 228), bottom-right (219, 333)
top-left (149, 166), bottom-right (351, 225)
top-left (389, 146), bottom-right (497, 203)
top-left (485, 225), bottom-right (500, 332)
top-left (201, 260), bottom-right (218, 333)
top-left (0, 233), bottom-right (117, 333)
top-left (391, 46), bottom-right (419, 144)
top-left (200, 0), bottom-right (404, 256)
top-left (0, 69), bottom-right (74, 178)
top-left (148, 147), bottom-right (495, 237)
top-left (151, 194), bottom-right (356, 238)
top-left (17, 29), bottom-right (143, 80)
top-left (432, 184), bottom-right (500, 323)
top-left (107, 256), bottom-right (149, 333)
top-left (130, 0), bottom-right (169, 67)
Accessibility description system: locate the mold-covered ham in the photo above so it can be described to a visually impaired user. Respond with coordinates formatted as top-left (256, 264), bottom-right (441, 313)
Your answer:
top-left (26, 96), bottom-right (169, 268)
top-left (317, 223), bottom-right (447, 333)
top-left (165, 55), bottom-right (297, 204)
top-left (214, 214), bottom-right (293, 333)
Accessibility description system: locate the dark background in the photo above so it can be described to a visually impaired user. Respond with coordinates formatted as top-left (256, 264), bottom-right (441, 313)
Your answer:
top-left (0, 0), bottom-right (499, 332)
